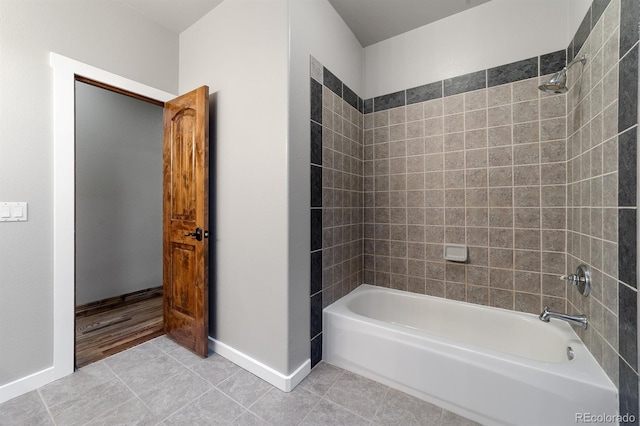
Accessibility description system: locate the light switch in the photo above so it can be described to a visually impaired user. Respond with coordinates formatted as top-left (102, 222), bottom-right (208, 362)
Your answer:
top-left (0, 202), bottom-right (28, 222)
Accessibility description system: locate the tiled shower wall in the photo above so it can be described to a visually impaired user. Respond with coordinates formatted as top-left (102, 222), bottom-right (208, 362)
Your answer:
top-left (567, 0), bottom-right (622, 392)
top-left (362, 67), bottom-right (569, 315)
top-left (565, 0), bottom-right (639, 418)
top-left (310, 58), bottom-right (364, 367)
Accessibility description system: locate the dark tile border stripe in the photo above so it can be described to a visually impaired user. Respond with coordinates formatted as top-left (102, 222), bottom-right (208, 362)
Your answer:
top-left (363, 50), bottom-right (569, 114)
top-left (374, 90), bottom-right (405, 111)
top-left (618, 127), bottom-right (637, 207)
top-left (310, 251), bottom-right (322, 295)
top-left (618, 45), bottom-right (638, 133)
top-left (619, 282), bottom-right (638, 370)
top-left (310, 121), bottom-right (322, 166)
top-left (619, 357), bottom-right (640, 421)
top-left (609, 0), bottom-right (640, 419)
top-left (444, 70), bottom-right (486, 97)
top-left (310, 292), bottom-right (322, 338)
top-left (572, 7), bottom-right (592, 61)
top-left (592, 0), bottom-right (611, 27)
top-left (310, 79), bottom-right (322, 124)
top-left (620, 0), bottom-right (640, 58)
top-left (320, 65), bottom-right (365, 112)
top-left (540, 50), bottom-right (567, 76)
top-left (323, 67), bottom-right (342, 97)
top-left (406, 81), bottom-right (442, 105)
top-left (309, 70), bottom-right (325, 366)
top-left (311, 165), bottom-right (322, 208)
top-left (488, 57), bottom-right (538, 87)
top-left (364, 98), bottom-right (373, 114)
top-left (310, 334), bottom-right (322, 368)
top-left (343, 84), bottom-right (358, 110)
top-left (618, 208), bottom-right (637, 288)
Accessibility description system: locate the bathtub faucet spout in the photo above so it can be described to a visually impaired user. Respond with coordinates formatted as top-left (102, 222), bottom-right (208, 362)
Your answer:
top-left (539, 306), bottom-right (588, 329)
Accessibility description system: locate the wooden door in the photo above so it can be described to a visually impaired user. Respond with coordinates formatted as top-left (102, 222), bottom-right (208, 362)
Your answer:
top-left (163, 86), bottom-right (209, 357)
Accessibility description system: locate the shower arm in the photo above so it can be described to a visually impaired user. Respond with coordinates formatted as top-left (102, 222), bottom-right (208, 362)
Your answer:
top-left (539, 54), bottom-right (587, 94)
top-left (565, 54), bottom-right (587, 71)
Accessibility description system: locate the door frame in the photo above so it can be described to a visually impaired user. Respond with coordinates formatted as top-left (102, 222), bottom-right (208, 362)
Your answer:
top-left (51, 53), bottom-right (175, 381)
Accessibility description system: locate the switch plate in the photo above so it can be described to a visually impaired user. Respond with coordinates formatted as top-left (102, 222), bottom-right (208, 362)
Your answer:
top-left (0, 202), bottom-right (28, 222)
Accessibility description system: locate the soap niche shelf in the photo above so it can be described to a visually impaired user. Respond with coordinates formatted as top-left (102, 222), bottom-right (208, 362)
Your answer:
top-left (444, 244), bottom-right (467, 262)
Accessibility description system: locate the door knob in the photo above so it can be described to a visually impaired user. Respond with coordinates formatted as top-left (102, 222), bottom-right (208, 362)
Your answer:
top-left (184, 227), bottom-right (203, 241)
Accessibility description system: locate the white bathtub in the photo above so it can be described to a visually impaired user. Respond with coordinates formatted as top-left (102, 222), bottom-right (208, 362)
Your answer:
top-left (323, 284), bottom-right (618, 426)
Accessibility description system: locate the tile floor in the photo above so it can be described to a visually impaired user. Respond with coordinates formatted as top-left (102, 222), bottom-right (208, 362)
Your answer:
top-left (0, 336), bottom-right (479, 425)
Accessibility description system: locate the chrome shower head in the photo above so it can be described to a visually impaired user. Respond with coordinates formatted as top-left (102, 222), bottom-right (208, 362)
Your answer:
top-left (538, 54), bottom-right (587, 94)
top-left (539, 69), bottom-right (568, 94)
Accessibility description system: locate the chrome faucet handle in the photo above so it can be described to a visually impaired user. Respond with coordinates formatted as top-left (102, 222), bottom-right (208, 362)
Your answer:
top-left (560, 274), bottom-right (585, 283)
top-left (559, 265), bottom-right (591, 297)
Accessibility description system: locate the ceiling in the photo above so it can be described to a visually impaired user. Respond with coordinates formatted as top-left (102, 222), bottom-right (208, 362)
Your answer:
top-left (119, 0), bottom-right (223, 34)
top-left (120, 0), bottom-right (491, 46)
top-left (328, 0), bottom-right (491, 47)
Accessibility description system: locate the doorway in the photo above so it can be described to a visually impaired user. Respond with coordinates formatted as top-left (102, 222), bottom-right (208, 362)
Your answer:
top-left (50, 54), bottom-right (209, 389)
top-left (49, 53), bottom-right (177, 388)
top-left (74, 78), bottom-right (164, 367)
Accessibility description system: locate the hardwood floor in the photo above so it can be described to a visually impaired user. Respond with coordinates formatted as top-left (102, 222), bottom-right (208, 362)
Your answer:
top-left (75, 292), bottom-right (164, 368)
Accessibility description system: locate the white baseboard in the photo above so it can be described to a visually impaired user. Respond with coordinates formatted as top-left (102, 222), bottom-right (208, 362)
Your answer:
top-left (0, 366), bottom-right (62, 404)
top-left (208, 337), bottom-right (310, 392)
top-left (0, 339), bottom-right (311, 404)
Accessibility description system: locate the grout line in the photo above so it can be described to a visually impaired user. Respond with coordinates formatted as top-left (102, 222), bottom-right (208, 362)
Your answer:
top-left (75, 379), bottom-right (141, 425)
top-left (98, 346), bottom-right (214, 423)
top-left (213, 369), bottom-right (267, 410)
top-left (316, 369), bottom-right (384, 425)
top-left (243, 407), bottom-right (272, 425)
top-left (370, 386), bottom-right (391, 423)
top-left (156, 387), bottom-right (215, 424)
top-left (619, 349), bottom-right (640, 376)
top-left (297, 390), bottom-right (326, 425)
top-left (229, 409), bottom-right (252, 424)
top-left (102, 360), bottom-right (154, 414)
top-left (36, 388), bottom-right (57, 426)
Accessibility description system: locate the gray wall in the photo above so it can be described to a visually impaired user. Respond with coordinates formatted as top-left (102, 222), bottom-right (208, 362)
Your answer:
top-left (0, 0), bottom-right (177, 386)
top-left (179, 0), bottom-right (293, 374)
top-left (75, 82), bottom-right (163, 305)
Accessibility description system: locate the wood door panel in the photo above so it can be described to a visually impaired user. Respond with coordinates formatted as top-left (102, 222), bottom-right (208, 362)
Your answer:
top-left (169, 242), bottom-right (197, 316)
top-left (163, 85), bottom-right (209, 357)
top-left (170, 108), bottom-right (196, 221)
